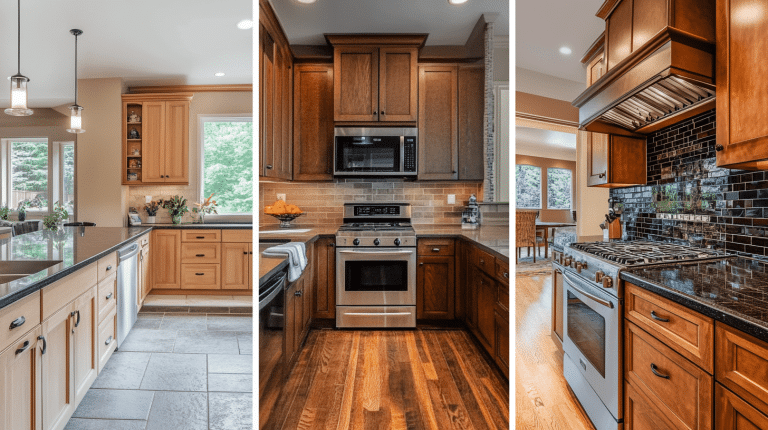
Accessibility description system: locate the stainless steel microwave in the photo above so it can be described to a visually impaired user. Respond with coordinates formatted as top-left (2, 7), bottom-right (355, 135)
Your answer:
top-left (333, 127), bottom-right (417, 177)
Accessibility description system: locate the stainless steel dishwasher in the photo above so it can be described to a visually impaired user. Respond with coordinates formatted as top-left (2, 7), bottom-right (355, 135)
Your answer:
top-left (116, 242), bottom-right (140, 349)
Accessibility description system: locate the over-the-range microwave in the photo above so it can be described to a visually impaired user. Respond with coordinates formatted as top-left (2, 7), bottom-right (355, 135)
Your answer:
top-left (333, 127), bottom-right (417, 177)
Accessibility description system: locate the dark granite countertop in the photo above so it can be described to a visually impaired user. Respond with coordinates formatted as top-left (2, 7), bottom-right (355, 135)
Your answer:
top-left (412, 224), bottom-right (509, 260)
top-left (0, 226), bottom-right (152, 310)
top-left (622, 256), bottom-right (768, 343)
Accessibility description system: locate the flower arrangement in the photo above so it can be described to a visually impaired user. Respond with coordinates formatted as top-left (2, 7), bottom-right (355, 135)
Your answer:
top-left (192, 193), bottom-right (218, 224)
top-left (43, 202), bottom-right (69, 230)
top-left (17, 201), bottom-right (30, 221)
top-left (144, 200), bottom-right (161, 217)
top-left (162, 195), bottom-right (189, 225)
top-left (0, 205), bottom-right (9, 221)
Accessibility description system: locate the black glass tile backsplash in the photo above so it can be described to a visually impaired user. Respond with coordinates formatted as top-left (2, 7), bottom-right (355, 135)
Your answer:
top-left (610, 109), bottom-right (768, 258)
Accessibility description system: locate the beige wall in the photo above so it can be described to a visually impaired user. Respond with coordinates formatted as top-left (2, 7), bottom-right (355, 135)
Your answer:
top-left (76, 78), bottom-right (128, 226)
top-left (127, 91), bottom-right (252, 222)
top-left (494, 43), bottom-right (509, 82)
top-left (515, 154), bottom-right (576, 223)
top-left (576, 130), bottom-right (609, 236)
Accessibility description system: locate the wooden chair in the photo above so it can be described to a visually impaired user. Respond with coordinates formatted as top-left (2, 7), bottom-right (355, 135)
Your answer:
top-left (516, 210), bottom-right (538, 263)
top-left (534, 211), bottom-right (548, 258)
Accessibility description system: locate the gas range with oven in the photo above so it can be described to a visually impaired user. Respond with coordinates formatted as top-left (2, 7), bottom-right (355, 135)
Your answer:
top-left (556, 240), bottom-right (725, 430)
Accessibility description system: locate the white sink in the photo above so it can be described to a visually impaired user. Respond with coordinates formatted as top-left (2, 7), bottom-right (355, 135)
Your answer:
top-left (259, 229), bottom-right (312, 234)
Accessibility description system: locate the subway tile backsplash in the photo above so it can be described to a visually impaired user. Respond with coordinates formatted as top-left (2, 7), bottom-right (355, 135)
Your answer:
top-left (611, 109), bottom-right (768, 258)
top-left (259, 180), bottom-right (483, 227)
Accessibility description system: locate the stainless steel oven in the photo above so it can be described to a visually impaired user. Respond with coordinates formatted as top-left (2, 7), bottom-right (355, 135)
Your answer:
top-left (562, 270), bottom-right (622, 430)
top-left (334, 127), bottom-right (417, 177)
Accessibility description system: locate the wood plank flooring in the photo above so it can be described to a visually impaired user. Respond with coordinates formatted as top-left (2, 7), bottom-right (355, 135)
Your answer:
top-left (262, 329), bottom-right (509, 430)
top-left (515, 274), bottom-right (596, 430)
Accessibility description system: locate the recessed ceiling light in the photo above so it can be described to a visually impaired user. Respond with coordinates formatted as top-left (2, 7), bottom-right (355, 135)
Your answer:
top-left (215, 72), bottom-right (225, 77)
top-left (559, 46), bottom-right (572, 55)
top-left (448, 0), bottom-right (468, 4)
top-left (297, 0), bottom-right (317, 3)
top-left (237, 19), bottom-right (253, 30)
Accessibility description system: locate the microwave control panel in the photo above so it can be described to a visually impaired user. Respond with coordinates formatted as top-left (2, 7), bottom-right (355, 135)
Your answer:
top-left (404, 137), bottom-right (416, 172)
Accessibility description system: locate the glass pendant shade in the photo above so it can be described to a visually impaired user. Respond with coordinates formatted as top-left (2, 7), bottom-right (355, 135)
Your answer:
top-left (67, 105), bottom-right (84, 133)
top-left (5, 75), bottom-right (33, 116)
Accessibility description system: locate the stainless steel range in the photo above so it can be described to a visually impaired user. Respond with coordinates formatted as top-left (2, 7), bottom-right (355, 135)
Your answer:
top-left (336, 203), bottom-right (417, 328)
top-left (557, 241), bottom-right (723, 430)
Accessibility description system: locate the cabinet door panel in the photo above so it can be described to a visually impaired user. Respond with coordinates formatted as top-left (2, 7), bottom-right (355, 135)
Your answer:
top-left (552, 268), bottom-right (564, 344)
top-left (587, 132), bottom-right (609, 186)
top-left (141, 248), bottom-right (151, 301)
top-left (72, 287), bottom-right (97, 405)
top-left (716, 383), bottom-right (768, 430)
top-left (334, 47), bottom-right (379, 121)
top-left (379, 47), bottom-right (417, 121)
top-left (278, 47), bottom-right (293, 180)
top-left (261, 25), bottom-right (276, 178)
top-left (417, 256), bottom-right (455, 320)
top-left (494, 310), bottom-right (509, 379)
top-left (42, 304), bottom-right (74, 430)
top-left (418, 66), bottom-right (458, 180)
top-left (293, 65), bottom-right (334, 181)
top-left (458, 66), bottom-right (484, 180)
top-left (313, 238), bottom-right (335, 319)
top-left (222, 243), bottom-right (250, 290)
top-left (0, 326), bottom-right (42, 430)
top-left (151, 230), bottom-right (181, 289)
top-left (142, 102), bottom-right (166, 183)
top-left (164, 101), bottom-right (189, 183)
top-left (476, 270), bottom-right (495, 353)
top-left (285, 282), bottom-right (296, 366)
top-left (606, 0), bottom-right (633, 70)
top-left (716, 322), bottom-right (768, 414)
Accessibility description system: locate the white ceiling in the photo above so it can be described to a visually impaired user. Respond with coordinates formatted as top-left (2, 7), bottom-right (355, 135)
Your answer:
top-left (269, 0), bottom-right (509, 46)
top-left (516, 126), bottom-right (577, 159)
top-left (516, 0), bottom-right (604, 84)
top-left (0, 0), bottom-right (253, 109)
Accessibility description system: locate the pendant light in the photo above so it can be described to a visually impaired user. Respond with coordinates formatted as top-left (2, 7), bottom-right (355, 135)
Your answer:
top-left (5, 0), bottom-right (32, 116)
top-left (67, 29), bottom-right (85, 134)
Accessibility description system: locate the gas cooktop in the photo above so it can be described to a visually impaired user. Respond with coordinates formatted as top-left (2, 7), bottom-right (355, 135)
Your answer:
top-left (337, 222), bottom-right (413, 232)
top-left (570, 241), bottom-right (725, 266)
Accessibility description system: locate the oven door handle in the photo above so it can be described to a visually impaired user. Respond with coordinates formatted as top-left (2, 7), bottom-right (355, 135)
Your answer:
top-left (338, 250), bottom-right (414, 255)
top-left (563, 273), bottom-right (614, 309)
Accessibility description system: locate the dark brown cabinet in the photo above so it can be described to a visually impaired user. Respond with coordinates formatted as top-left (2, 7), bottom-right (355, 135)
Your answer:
top-left (475, 270), bottom-right (496, 353)
top-left (494, 310), bottom-right (509, 379)
top-left (293, 64), bottom-right (334, 181)
top-left (716, 383), bottom-right (768, 430)
top-left (285, 269), bottom-right (312, 370)
top-left (416, 238), bottom-right (455, 320)
top-left (716, 0), bottom-right (768, 170)
top-left (313, 237), bottom-right (336, 319)
top-left (419, 66), bottom-right (458, 180)
top-left (587, 133), bottom-right (646, 187)
top-left (458, 66), bottom-right (485, 180)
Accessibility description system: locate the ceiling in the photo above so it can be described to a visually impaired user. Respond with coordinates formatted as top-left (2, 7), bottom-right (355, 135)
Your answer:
top-left (269, 0), bottom-right (509, 46)
top-left (516, 0), bottom-right (604, 84)
top-left (0, 0), bottom-right (252, 109)
top-left (516, 126), bottom-right (577, 155)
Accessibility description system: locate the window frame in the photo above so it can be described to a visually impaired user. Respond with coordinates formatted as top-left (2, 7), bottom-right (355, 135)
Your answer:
top-left (57, 141), bottom-right (75, 219)
top-left (546, 167), bottom-right (573, 210)
top-left (197, 114), bottom-right (254, 219)
top-left (515, 164), bottom-right (543, 210)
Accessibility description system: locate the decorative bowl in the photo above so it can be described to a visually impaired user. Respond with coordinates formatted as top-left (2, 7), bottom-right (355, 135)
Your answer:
top-left (267, 213), bottom-right (304, 228)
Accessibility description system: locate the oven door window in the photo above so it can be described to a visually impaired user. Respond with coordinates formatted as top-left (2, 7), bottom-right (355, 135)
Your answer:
top-left (336, 137), bottom-right (400, 172)
top-left (345, 260), bottom-right (408, 292)
top-left (567, 290), bottom-right (606, 377)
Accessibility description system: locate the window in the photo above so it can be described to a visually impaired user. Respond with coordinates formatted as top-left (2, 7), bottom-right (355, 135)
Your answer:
top-left (516, 164), bottom-right (541, 209)
top-left (547, 168), bottom-right (572, 210)
top-left (199, 116), bottom-right (253, 214)
top-left (60, 143), bottom-right (75, 214)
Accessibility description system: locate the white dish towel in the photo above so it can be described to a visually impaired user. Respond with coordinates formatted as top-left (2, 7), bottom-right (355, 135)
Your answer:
top-left (261, 242), bottom-right (307, 282)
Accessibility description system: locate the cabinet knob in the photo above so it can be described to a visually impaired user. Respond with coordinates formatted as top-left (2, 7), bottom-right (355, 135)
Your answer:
top-left (328, 242), bottom-right (335, 247)
top-left (598, 172), bottom-right (606, 178)
top-left (266, 165), bottom-right (273, 169)
top-left (715, 144), bottom-right (724, 152)
top-left (295, 290), bottom-right (302, 296)
top-left (373, 111), bottom-right (377, 116)
top-left (106, 292), bottom-right (113, 300)
top-left (105, 336), bottom-right (113, 346)
top-left (380, 111), bottom-right (385, 115)
top-left (243, 251), bottom-right (248, 255)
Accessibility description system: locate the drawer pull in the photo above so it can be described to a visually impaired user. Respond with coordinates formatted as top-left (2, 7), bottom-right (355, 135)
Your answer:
top-left (243, 251), bottom-right (248, 255)
top-left (106, 265), bottom-right (113, 271)
top-left (71, 310), bottom-right (81, 327)
top-left (38, 336), bottom-right (46, 355)
top-left (105, 336), bottom-right (113, 346)
top-left (480, 259), bottom-right (485, 265)
top-left (196, 236), bottom-right (205, 239)
top-left (432, 248), bottom-right (441, 252)
top-left (15, 340), bottom-right (30, 355)
top-left (195, 273), bottom-right (205, 276)
top-left (9, 316), bottom-right (25, 330)
top-left (295, 290), bottom-right (302, 297)
top-left (106, 292), bottom-right (113, 300)
top-left (503, 272), bottom-right (508, 278)
top-left (650, 310), bottom-right (669, 323)
top-left (195, 254), bottom-right (205, 257)
top-left (650, 363), bottom-right (670, 379)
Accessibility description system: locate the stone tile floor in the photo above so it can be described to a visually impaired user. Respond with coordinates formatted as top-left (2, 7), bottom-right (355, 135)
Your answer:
top-left (64, 309), bottom-right (254, 430)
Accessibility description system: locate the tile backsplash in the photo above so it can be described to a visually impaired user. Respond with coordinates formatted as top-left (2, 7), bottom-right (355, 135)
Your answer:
top-left (611, 109), bottom-right (768, 257)
top-left (128, 185), bottom-right (200, 223)
top-left (259, 180), bottom-right (485, 227)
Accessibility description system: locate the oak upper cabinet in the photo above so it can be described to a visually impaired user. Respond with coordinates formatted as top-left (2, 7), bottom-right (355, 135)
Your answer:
top-left (419, 65), bottom-right (458, 180)
top-left (151, 230), bottom-right (181, 289)
top-left (583, 33), bottom-right (605, 87)
top-left (328, 35), bottom-right (423, 123)
top-left (458, 66), bottom-right (485, 180)
top-left (587, 133), bottom-right (646, 187)
top-left (715, 0), bottom-right (768, 170)
top-left (293, 64), bottom-right (334, 181)
top-left (416, 238), bottom-right (455, 320)
top-left (313, 237), bottom-right (336, 319)
top-left (0, 326), bottom-right (42, 430)
top-left (121, 94), bottom-right (192, 185)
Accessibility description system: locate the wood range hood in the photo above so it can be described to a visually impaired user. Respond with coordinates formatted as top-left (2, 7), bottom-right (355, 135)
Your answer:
top-left (573, 0), bottom-right (716, 137)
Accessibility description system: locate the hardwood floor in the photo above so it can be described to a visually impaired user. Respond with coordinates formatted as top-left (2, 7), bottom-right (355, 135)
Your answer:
top-left (262, 329), bottom-right (510, 430)
top-left (515, 274), bottom-right (595, 430)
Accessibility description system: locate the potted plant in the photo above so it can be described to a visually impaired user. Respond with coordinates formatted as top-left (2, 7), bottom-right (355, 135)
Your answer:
top-left (0, 205), bottom-right (9, 221)
top-left (191, 193), bottom-right (218, 224)
top-left (144, 199), bottom-right (161, 223)
top-left (162, 195), bottom-right (189, 225)
top-left (43, 202), bottom-right (69, 230)
top-left (17, 201), bottom-right (30, 221)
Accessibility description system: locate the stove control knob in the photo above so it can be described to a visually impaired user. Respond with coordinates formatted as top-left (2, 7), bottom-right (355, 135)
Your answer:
top-left (576, 262), bottom-right (584, 273)
top-left (602, 276), bottom-right (613, 289)
top-left (564, 257), bottom-right (572, 266)
top-left (595, 271), bottom-right (604, 283)
top-left (373, 238), bottom-right (380, 246)
top-left (353, 238), bottom-right (360, 246)
top-left (394, 238), bottom-right (401, 246)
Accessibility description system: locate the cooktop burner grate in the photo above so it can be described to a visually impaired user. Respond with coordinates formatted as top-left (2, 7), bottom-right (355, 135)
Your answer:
top-left (570, 241), bottom-right (723, 266)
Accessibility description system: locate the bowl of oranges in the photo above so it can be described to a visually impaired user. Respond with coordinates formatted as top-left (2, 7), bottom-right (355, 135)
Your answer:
top-left (264, 200), bottom-right (304, 228)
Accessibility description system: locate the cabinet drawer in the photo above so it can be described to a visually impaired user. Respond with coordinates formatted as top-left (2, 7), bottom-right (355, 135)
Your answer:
top-left (180, 264), bottom-right (221, 289)
top-left (625, 321), bottom-right (713, 430)
top-left (625, 378), bottom-right (680, 430)
top-left (222, 229), bottom-right (253, 243)
top-left (495, 259), bottom-right (509, 285)
top-left (626, 282), bottom-right (714, 373)
top-left (42, 263), bottom-right (97, 320)
top-left (181, 243), bottom-right (221, 264)
top-left (97, 272), bottom-right (117, 324)
top-left (417, 238), bottom-right (454, 256)
top-left (716, 322), bottom-right (768, 414)
top-left (97, 307), bottom-right (117, 373)
top-left (496, 282), bottom-right (509, 315)
top-left (97, 252), bottom-right (117, 282)
top-left (716, 382), bottom-right (768, 430)
top-left (0, 290), bottom-right (40, 353)
top-left (181, 229), bottom-right (221, 242)
top-left (473, 247), bottom-right (496, 275)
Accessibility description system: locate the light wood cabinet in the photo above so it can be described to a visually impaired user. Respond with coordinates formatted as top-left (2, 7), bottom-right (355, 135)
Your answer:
top-left (139, 245), bottom-right (151, 303)
top-left (97, 307), bottom-right (117, 373)
top-left (313, 237), bottom-right (336, 319)
top-left (293, 64), bottom-right (334, 181)
top-left (0, 291), bottom-right (40, 354)
top-left (222, 243), bottom-right (252, 290)
top-left (72, 288), bottom-right (97, 406)
top-left (121, 94), bottom-right (192, 185)
top-left (587, 133), bottom-right (646, 187)
top-left (151, 230), bottom-right (181, 289)
top-left (552, 267), bottom-right (564, 347)
top-left (0, 326), bottom-right (42, 430)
